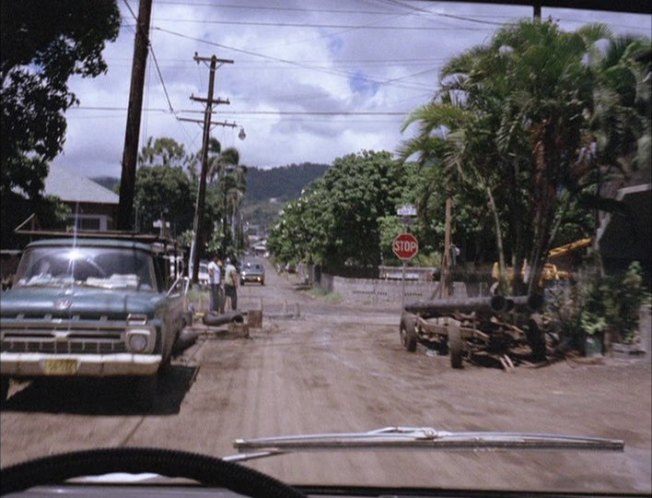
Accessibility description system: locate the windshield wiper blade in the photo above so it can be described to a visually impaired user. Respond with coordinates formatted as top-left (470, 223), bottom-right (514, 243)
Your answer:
top-left (227, 427), bottom-right (623, 462)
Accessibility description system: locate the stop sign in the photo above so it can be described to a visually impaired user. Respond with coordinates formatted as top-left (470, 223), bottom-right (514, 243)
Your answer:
top-left (393, 233), bottom-right (419, 261)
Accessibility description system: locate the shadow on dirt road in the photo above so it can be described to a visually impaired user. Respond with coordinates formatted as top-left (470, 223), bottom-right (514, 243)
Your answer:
top-left (0, 364), bottom-right (197, 416)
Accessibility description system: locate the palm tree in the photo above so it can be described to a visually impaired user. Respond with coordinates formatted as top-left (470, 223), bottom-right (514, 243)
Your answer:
top-left (225, 162), bottom-right (247, 253)
top-left (401, 20), bottom-right (613, 294)
top-left (590, 36), bottom-right (651, 182)
top-left (206, 140), bottom-right (247, 257)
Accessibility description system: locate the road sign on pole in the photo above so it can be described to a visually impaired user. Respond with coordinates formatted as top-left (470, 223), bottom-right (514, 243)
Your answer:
top-left (393, 233), bottom-right (419, 261)
top-left (396, 204), bottom-right (417, 217)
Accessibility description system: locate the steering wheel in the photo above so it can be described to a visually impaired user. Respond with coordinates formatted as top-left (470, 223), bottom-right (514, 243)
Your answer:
top-left (0, 447), bottom-right (306, 498)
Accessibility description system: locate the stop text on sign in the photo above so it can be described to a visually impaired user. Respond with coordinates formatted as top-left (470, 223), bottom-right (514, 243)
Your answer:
top-left (393, 233), bottom-right (419, 261)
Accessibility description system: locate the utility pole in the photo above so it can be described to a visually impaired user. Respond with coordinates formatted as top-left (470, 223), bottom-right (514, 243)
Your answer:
top-left (533, 0), bottom-right (542, 20)
top-left (117, 0), bottom-right (152, 231)
top-left (439, 194), bottom-right (452, 298)
top-left (189, 54), bottom-right (233, 284)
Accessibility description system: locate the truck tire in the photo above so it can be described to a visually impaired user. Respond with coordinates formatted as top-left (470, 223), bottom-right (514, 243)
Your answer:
top-left (400, 313), bottom-right (418, 352)
top-left (449, 325), bottom-right (464, 369)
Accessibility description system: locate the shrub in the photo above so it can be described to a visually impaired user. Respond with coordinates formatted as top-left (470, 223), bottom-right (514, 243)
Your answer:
top-left (572, 262), bottom-right (649, 344)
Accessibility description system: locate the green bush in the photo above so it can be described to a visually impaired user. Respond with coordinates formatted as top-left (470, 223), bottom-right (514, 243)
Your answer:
top-left (579, 262), bottom-right (650, 343)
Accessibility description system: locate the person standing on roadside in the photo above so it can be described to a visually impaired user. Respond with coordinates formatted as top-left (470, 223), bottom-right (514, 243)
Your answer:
top-left (207, 255), bottom-right (223, 313)
top-left (223, 257), bottom-right (238, 311)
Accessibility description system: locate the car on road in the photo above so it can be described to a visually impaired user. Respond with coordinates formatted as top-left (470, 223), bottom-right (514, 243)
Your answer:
top-left (198, 260), bottom-right (210, 288)
top-left (240, 261), bottom-right (265, 285)
top-left (0, 233), bottom-right (189, 408)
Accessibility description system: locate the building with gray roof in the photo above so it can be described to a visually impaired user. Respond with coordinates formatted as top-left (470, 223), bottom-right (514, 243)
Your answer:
top-left (45, 166), bottom-right (119, 231)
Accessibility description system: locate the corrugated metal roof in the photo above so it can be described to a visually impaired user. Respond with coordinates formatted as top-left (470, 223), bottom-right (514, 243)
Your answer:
top-left (45, 166), bottom-right (119, 205)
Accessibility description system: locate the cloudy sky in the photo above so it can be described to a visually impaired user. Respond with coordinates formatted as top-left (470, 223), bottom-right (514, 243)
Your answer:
top-left (52, 0), bottom-right (651, 179)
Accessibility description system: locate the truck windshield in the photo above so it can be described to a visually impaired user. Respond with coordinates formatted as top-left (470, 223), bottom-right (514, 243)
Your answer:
top-left (14, 246), bottom-right (155, 290)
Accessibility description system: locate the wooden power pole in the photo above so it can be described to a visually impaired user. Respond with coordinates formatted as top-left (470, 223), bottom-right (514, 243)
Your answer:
top-left (533, 0), bottom-right (542, 19)
top-left (117, 0), bottom-right (152, 231)
top-left (439, 195), bottom-right (453, 298)
top-left (189, 54), bottom-right (233, 284)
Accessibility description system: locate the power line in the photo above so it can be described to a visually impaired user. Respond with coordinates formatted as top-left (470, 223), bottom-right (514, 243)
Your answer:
top-left (72, 106), bottom-right (412, 116)
top-left (153, 1), bottom-right (395, 15)
top-left (147, 17), bottom-right (492, 30)
top-left (103, 53), bottom-right (451, 71)
top-left (149, 49), bottom-right (175, 113)
top-left (151, 0), bottom-right (506, 26)
top-left (153, 27), bottom-right (436, 93)
top-left (215, 111), bottom-right (410, 116)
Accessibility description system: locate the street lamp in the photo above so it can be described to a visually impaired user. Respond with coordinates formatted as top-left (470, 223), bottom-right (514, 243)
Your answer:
top-left (238, 127), bottom-right (246, 140)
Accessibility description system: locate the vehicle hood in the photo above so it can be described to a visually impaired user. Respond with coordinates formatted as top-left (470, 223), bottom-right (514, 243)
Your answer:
top-left (0, 287), bottom-right (165, 318)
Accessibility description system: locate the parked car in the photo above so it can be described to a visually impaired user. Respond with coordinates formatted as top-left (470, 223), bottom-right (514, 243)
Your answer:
top-left (198, 260), bottom-right (210, 288)
top-left (0, 233), bottom-right (189, 408)
top-left (240, 261), bottom-right (265, 285)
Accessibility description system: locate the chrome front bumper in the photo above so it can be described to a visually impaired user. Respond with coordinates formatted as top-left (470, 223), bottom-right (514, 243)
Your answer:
top-left (0, 352), bottom-right (162, 377)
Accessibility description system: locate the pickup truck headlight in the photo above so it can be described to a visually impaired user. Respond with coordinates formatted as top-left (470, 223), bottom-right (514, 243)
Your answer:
top-left (126, 329), bottom-right (151, 353)
top-left (126, 315), bottom-right (153, 353)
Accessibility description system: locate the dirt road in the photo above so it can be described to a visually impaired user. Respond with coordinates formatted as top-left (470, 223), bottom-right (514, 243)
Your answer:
top-left (1, 260), bottom-right (651, 493)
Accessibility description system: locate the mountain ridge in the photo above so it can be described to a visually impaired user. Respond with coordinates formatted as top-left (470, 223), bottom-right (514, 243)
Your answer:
top-left (90, 162), bottom-right (329, 203)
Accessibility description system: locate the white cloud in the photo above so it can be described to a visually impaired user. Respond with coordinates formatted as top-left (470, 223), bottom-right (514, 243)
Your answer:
top-left (52, 1), bottom-right (651, 179)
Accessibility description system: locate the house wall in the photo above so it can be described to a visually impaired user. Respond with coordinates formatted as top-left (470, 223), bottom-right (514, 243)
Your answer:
top-left (65, 202), bottom-right (117, 231)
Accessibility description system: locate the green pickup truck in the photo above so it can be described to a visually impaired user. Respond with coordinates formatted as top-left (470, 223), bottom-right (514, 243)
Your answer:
top-left (0, 234), bottom-right (190, 408)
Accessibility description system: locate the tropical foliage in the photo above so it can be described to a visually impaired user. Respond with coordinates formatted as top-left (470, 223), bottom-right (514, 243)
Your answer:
top-left (267, 150), bottom-right (406, 274)
top-left (400, 20), bottom-right (651, 294)
top-left (133, 137), bottom-right (247, 260)
top-left (0, 0), bottom-right (120, 248)
top-left (205, 138), bottom-right (248, 258)
top-left (134, 167), bottom-right (194, 238)
top-left (550, 261), bottom-right (651, 347)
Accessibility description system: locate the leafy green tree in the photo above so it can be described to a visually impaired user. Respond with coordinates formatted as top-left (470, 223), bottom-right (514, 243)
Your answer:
top-left (134, 165), bottom-right (194, 238)
top-left (135, 138), bottom-right (195, 237)
top-left (320, 151), bottom-right (404, 271)
top-left (268, 150), bottom-right (405, 274)
top-left (267, 195), bottom-right (320, 266)
top-left (138, 137), bottom-right (192, 168)
top-left (1, 0), bottom-right (120, 247)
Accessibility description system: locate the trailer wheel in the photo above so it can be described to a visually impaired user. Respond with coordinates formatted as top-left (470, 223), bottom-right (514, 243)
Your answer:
top-left (449, 325), bottom-right (464, 369)
top-left (399, 313), bottom-right (418, 352)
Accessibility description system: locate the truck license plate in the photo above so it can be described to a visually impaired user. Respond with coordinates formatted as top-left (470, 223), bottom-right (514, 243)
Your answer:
top-left (43, 359), bottom-right (79, 375)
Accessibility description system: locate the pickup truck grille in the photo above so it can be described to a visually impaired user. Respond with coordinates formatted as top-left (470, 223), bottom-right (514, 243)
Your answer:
top-left (1, 319), bottom-right (127, 355)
